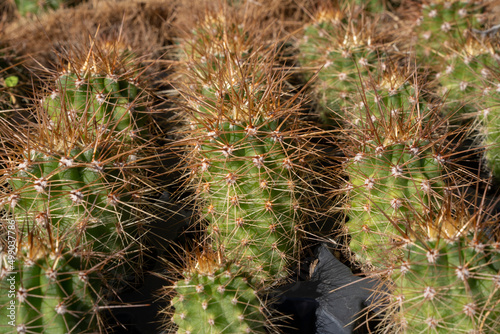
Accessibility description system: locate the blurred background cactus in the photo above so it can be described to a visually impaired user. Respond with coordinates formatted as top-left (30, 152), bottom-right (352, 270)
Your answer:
top-left (0, 0), bottom-right (499, 333)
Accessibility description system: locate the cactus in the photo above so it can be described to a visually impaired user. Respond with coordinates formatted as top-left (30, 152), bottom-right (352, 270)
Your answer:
top-left (0, 127), bottom-right (136, 333)
top-left (415, 0), bottom-right (484, 65)
top-left (167, 251), bottom-right (267, 334)
top-left (297, 4), bottom-right (382, 125)
top-left (434, 34), bottom-right (498, 118)
top-left (388, 238), bottom-right (500, 333)
top-left (162, 8), bottom-right (331, 333)
top-left (43, 46), bottom-right (147, 144)
top-left (0, 43), bottom-right (159, 333)
top-left (174, 12), bottom-right (322, 284)
top-left (368, 202), bottom-right (500, 334)
top-left (433, 35), bottom-right (500, 179)
top-left (0, 229), bottom-right (105, 333)
top-left (340, 66), bottom-right (451, 268)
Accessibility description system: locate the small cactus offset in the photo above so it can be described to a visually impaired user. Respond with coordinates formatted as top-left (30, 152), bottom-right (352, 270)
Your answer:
top-left (0, 42), bottom-right (160, 333)
top-left (166, 250), bottom-right (267, 334)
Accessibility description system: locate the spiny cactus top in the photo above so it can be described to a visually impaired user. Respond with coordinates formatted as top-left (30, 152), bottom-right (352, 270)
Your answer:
top-left (43, 44), bottom-right (149, 145)
top-left (174, 12), bottom-right (323, 284)
top-left (371, 204), bottom-right (500, 334)
top-left (297, 4), bottom-right (383, 125)
top-left (4, 42), bottom-right (154, 246)
top-left (169, 252), bottom-right (267, 334)
top-left (435, 35), bottom-right (499, 115)
top-left (416, 0), bottom-right (484, 63)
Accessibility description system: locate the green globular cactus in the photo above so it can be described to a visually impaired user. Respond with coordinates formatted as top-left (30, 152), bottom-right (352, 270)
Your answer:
top-left (297, 6), bottom-right (381, 126)
top-left (175, 13), bottom-right (320, 284)
top-left (342, 69), bottom-right (448, 268)
top-left (170, 254), bottom-right (266, 334)
top-left (0, 45), bottom-right (156, 333)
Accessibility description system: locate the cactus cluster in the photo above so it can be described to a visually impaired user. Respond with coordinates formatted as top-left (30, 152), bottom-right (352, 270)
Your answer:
top-left (296, 1), bottom-right (500, 332)
top-left (1, 0), bottom-right (500, 333)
